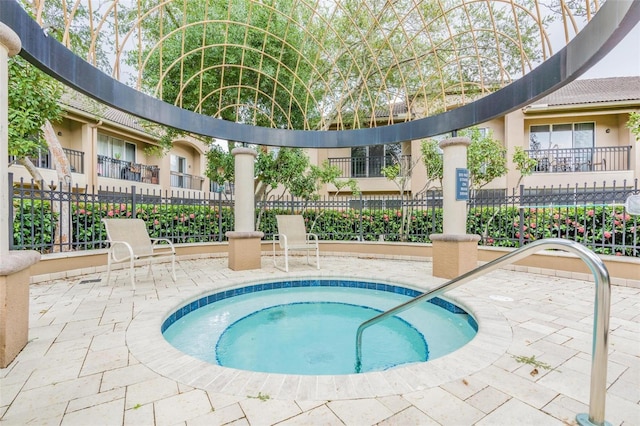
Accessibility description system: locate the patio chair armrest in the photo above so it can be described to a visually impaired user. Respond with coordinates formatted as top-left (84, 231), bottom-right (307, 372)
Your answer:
top-left (273, 233), bottom-right (288, 248)
top-left (150, 238), bottom-right (176, 253)
top-left (107, 240), bottom-right (134, 262)
top-left (306, 233), bottom-right (319, 242)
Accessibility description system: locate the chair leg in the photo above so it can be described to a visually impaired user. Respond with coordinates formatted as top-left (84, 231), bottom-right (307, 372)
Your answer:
top-left (284, 248), bottom-right (289, 272)
top-left (273, 239), bottom-right (277, 268)
top-left (105, 254), bottom-right (113, 284)
top-left (129, 258), bottom-right (136, 291)
top-left (315, 247), bottom-right (320, 270)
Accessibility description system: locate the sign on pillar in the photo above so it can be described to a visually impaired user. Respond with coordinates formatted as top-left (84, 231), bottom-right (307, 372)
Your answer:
top-left (455, 168), bottom-right (469, 201)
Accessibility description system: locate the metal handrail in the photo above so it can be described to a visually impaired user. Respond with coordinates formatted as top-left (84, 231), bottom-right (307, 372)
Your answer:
top-left (355, 238), bottom-right (611, 426)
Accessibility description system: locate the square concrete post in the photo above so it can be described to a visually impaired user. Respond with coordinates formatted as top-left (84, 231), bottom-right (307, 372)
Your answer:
top-left (226, 148), bottom-right (264, 270)
top-left (432, 136), bottom-right (480, 279)
top-left (0, 24), bottom-right (42, 368)
top-left (1, 251), bottom-right (40, 367)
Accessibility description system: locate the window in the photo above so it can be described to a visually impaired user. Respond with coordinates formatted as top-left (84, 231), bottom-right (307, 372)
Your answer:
top-left (97, 133), bottom-right (136, 161)
top-left (529, 123), bottom-right (594, 150)
top-left (170, 155), bottom-right (187, 187)
top-left (350, 143), bottom-right (401, 177)
top-left (529, 123), bottom-right (595, 172)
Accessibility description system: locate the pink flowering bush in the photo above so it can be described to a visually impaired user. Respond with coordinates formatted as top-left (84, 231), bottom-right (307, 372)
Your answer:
top-left (13, 199), bottom-right (639, 257)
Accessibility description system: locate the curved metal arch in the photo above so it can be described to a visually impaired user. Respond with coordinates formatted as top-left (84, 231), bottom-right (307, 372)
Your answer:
top-left (171, 137), bottom-right (208, 156)
top-left (1, 0), bottom-right (638, 148)
top-left (199, 82), bottom-right (302, 129)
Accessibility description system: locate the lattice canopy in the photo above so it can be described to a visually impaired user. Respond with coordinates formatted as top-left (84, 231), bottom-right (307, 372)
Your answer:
top-left (29, 1), bottom-right (606, 131)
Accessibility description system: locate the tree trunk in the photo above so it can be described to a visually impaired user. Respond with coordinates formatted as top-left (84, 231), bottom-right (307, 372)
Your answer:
top-left (42, 120), bottom-right (73, 252)
top-left (16, 157), bottom-right (50, 190)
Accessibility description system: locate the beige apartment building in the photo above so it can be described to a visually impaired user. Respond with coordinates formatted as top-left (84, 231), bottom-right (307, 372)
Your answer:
top-left (319, 76), bottom-right (640, 198)
top-left (9, 77), bottom-right (639, 198)
top-left (9, 91), bottom-right (212, 197)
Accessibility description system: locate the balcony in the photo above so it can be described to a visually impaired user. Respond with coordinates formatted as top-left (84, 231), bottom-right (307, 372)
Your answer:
top-left (525, 146), bottom-right (631, 173)
top-left (328, 155), bottom-right (412, 178)
top-left (170, 171), bottom-right (205, 190)
top-left (97, 155), bottom-right (159, 183)
top-left (10, 147), bottom-right (85, 173)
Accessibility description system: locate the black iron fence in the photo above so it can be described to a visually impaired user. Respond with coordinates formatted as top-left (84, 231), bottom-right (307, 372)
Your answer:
top-left (9, 147), bottom-right (85, 174)
top-left (328, 155), bottom-right (412, 178)
top-left (9, 173), bottom-right (639, 257)
top-left (97, 155), bottom-right (159, 183)
top-left (525, 146), bottom-right (631, 173)
top-left (170, 171), bottom-right (205, 190)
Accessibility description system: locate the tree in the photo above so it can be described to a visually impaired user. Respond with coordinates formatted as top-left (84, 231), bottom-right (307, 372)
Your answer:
top-left (7, 55), bottom-right (76, 251)
top-left (27, 0), bottom-right (113, 73)
top-left (461, 127), bottom-right (508, 192)
top-left (512, 146), bottom-right (538, 189)
top-left (418, 139), bottom-right (444, 192)
top-left (627, 112), bottom-right (640, 140)
top-left (306, 161), bottom-right (359, 233)
top-left (318, 0), bottom-right (548, 128)
top-left (420, 128), bottom-right (509, 242)
top-left (8, 57), bottom-right (63, 164)
top-left (12, 0), bottom-right (108, 252)
top-left (128, 0), bottom-right (320, 130)
top-left (381, 152), bottom-right (422, 241)
top-left (206, 146), bottom-right (358, 230)
top-left (420, 127), bottom-right (507, 194)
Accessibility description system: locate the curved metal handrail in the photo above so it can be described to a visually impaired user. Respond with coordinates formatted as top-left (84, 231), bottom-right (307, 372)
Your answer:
top-left (355, 238), bottom-right (611, 426)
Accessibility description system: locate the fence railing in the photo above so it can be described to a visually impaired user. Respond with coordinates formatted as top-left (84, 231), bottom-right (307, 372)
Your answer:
top-left (328, 155), bottom-right (412, 178)
top-left (97, 155), bottom-right (159, 183)
top-left (8, 173), bottom-right (639, 257)
top-left (525, 146), bottom-right (631, 173)
top-left (170, 171), bottom-right (205, 190)
top-left (9, 147), bottom-right (85, 174)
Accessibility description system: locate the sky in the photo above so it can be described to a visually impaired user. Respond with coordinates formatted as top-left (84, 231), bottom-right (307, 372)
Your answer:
top-left (580, 21), bottom-right (640, 79)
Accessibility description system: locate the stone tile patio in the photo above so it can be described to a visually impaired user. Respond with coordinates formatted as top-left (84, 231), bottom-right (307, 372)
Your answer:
top-left (1, 255), bottom-right (638, 425)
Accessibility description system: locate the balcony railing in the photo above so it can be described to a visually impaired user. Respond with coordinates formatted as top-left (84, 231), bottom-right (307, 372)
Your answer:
top-left (10, 147), bottom-right (85, 173)
top-left (526, 146), bottom-right (631, 173)
top-left (328, 155), bottom-right (412, 178)
top-left (98, 155), bottom-right (159, 183)
top-left (170, 171), bottom-right (205, 190)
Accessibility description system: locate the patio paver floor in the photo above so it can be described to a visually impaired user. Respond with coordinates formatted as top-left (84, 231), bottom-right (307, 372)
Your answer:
top-left (1, 255), bottom-right (638, 425)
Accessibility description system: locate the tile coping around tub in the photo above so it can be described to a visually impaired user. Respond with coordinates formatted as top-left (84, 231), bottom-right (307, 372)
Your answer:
top-left (160, 278), bottom-right (476, 333)
top-left (126, 273), bottom-right (512, 401)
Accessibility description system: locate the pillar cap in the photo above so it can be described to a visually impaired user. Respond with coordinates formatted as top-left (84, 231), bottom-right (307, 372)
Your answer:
top-left (225, 231), bottom-right (264, 239)
top-left (439, 136), bottom-right (471, 149)
top-left (430, 233), bottom-right (480, 242)
top-left (0, 250), bottom-right (40, 276)
top-left (231, 147), bottom-right (258, 157)
top-left (0, 23), bottom-right (21, 57)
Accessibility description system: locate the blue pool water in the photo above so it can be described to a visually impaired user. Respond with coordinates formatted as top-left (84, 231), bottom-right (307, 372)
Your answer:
top-left (162, 280), bottom-right (477, 375)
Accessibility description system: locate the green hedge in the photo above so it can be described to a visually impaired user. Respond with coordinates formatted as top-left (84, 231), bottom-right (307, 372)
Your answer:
top-left (12, 201), bottom-right (639, 257)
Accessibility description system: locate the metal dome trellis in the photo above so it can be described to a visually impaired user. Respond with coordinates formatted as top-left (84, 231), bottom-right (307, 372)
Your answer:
top-left (2, 0), bottom-right (639, 147)
top-left (11, 0), bottom-right (618, 129)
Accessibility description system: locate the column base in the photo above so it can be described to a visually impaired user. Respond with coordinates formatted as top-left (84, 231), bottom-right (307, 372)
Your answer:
top-left (430, 234), bottom-right (480, 279)
top-left (226, 231), bottom-right (264, 271)
top-left (1, 251), bottom-right (40, 368)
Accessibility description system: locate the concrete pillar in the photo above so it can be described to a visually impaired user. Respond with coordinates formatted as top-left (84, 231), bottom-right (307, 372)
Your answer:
top-left (0, 25), bottom-right (41, 367)
top-left (431, 136), bottom-right (480, 279)
top-left (0, 23), bottom-right (21, 256)
top-left (225, 147), bottom-right (264, 270)
top-left (504, 109), bottom-right (525, 190)
top-left (1, 252), bottom-right (40, 367)
top-left (82, 123), bottom-right (97, 187)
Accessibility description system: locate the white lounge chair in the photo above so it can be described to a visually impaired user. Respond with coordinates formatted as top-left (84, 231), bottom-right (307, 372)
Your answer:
top-left (273, 214), bottom-right (320, 272)
top-left (102, 218), bottom-right (177, 289)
